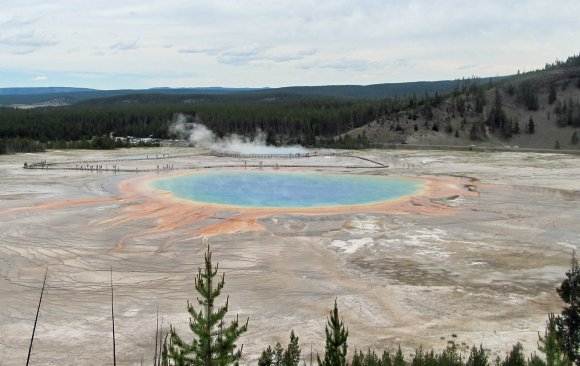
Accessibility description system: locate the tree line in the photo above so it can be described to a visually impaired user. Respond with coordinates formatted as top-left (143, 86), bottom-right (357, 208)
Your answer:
top-left (0, 97), bottom-right (392, 153)
top-left (1, 79), bottom-right (487, 155)
top-left (156, 245), bottom-right (579, 366)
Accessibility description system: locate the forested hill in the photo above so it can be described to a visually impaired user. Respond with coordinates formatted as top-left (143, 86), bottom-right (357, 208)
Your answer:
top-left (0, 93), bottom-right (390, 153)
top-left (342, 54), bottom-right (580, 150)
top-left (0, 78), bottom-right (503, 107)
top-left (0, 77), bottom-right (496, 153)
top-left (234, 80), bottom-right (477, 100)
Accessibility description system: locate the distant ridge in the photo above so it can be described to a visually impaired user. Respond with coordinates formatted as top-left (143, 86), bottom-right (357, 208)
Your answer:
top-left (0, 87), bottom-right (264, 106)
top-left (0, 79), bottom-right (507, 107)
top-left (0, 87), bottom-right (95, 95)
top-left (249, 80), bottom-right (464, 99)
top-left (148, 87), bottom-right (263, 92)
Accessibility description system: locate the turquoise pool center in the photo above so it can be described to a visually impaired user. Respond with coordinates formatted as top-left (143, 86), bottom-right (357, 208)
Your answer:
top-left (153, 171), bottom-right (424, 208)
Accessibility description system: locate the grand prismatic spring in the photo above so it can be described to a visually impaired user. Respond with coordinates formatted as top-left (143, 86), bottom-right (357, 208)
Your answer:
top-left (152, 172), bottom-right (426, 208)
top-left (0, 147), bottom-right (578, 365)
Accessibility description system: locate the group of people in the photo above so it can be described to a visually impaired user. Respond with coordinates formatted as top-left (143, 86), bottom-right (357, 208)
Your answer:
top-left (23, 160), bottom-right (47, 169)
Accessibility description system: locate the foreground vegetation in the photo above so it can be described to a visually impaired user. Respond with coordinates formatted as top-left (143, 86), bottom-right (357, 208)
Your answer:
top-left (153, 244), bottom-right (579, 366)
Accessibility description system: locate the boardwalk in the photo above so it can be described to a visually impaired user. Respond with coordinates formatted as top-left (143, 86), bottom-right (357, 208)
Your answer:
top-left (21, 149), bottom-right (387, 172)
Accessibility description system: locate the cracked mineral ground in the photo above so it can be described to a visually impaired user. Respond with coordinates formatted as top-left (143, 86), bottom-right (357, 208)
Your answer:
top-left (1, 148), bottom-right (578, 365)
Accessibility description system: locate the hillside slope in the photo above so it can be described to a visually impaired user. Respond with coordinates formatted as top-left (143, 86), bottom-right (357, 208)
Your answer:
top-left (346, 64), bottom-right (580, 150)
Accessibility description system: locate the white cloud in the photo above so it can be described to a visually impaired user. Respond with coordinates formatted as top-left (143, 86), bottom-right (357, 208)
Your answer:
top-left (0, 31), bottom-right (58, 48)
top-left (0, 0), bottom-right (579, 88)
top-left (110, 39), bottom-right (139, 51)
top-left (32, 75), bottom-right (47, 81)
top-left (0, 15), bottom-right (39, 29)
top-left (178, 46), bottom-right (228, 56)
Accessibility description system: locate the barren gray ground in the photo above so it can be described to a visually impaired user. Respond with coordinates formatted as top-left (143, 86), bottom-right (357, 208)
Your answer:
top-left (0, 148), bottom-right (578, 365)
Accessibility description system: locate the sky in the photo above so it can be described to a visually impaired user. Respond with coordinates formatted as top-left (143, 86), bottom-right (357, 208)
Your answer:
top-left (1, 0), bottom-right (579, 89)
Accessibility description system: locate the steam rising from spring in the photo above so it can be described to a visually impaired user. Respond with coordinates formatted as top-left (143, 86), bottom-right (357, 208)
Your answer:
top-left (169, 113), bottom-right (305, 154)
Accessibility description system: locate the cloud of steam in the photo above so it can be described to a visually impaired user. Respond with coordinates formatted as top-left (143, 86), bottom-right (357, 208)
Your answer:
top-left (169, 113), bottom-right (305, 154)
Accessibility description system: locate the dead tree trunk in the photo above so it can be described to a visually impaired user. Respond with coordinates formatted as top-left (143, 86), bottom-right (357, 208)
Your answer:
top-left (26, 267), bottom-right (48, 366)
top-left (111, 267), bottom-right (116, 366)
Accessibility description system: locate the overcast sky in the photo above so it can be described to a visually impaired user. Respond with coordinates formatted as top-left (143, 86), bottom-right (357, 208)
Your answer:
top-left (1, 0), bottom-right (579, 89)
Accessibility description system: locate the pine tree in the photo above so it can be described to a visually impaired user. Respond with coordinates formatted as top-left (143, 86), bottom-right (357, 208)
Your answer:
top-left (274, 343), bottom-right (285, 366)
top-left (266, 130), bottom-right (278, 146)
top-left (549, 83), bottom-right (557, 105)
top-left (466, 345), bottom-right (489, 366)
top-left (571, 132), bottom-right (579, 145)
top-left (520, 82), bottom-right (539, 110)
top-left (538, 314), bottom-right (569, 366)
top-left (393, 346), bottom-right (405, 366)
top-left (351, 350), bottom-right (363, 366)
top-left (507, 84), bottom-right (515, 96)
top-left (439, 344), bottom-right (463, 366)
top-left (556, 251), bottom-right (580, 363)
top-left (555, 140), bottom-right (561, 149)
top-left (501, 343), bottom-right (526, 366)
top-left (475, 88), bottom-right (486, 114)
top-left (258, 330), bottom-right (301, 366)
top-left (528, 353), bottom-right (546, 366)
top-left (259, 346), bottom-right (275, 366)
top-left (488, 89), bottom-right (508, 132)
top-left (258, 343), bottom-right (285, 366)
top-left (555, 100), bottom-right (568, 127)
top-left (469, 124), bottom-right (479, 141)
top-left (434, 91), bottom-right (443, 106)
top-left (283, 330), bottom-right (301, 366)
top-left (512, 119), bottom-right (521, 134)
top-left (411, 347), bottom-right (426, 366)
top-left (528, 117), bottom-right (535, 134)
top-left (317, 300), bottom-right (348, 366)
top-left (355, 349), bottom-right (381, 366)
top-left (382, 350), bottom-right (393, 366)
top-left (501, 119), bottom-right (513, 138)
top-left (165, 242), bottom-right (248, 366)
